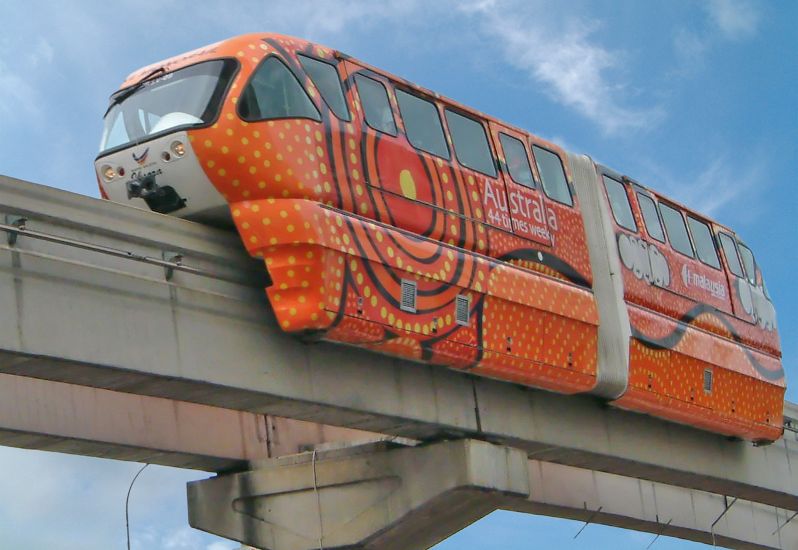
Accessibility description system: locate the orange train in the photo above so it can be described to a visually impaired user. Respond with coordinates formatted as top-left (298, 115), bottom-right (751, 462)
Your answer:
top-left (95, 34), bottom-right (784, 442)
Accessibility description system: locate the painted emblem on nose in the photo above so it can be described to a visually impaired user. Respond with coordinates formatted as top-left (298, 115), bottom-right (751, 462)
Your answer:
top-left (132, 148), bottom-right (150, 165)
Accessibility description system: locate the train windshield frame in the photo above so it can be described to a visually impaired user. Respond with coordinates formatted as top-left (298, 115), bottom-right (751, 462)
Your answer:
top-left (98, 59), bottom-right (237, 155)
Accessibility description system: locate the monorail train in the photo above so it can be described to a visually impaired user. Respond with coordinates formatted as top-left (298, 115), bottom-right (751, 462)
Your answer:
top-left (95, 34), bottom-right (784, 442)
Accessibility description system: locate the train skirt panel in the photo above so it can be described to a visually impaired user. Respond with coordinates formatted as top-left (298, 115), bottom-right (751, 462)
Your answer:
top-left (612, 305), bottom-right (784, 441)
top-left (232, 198), bottom-right (599, 394)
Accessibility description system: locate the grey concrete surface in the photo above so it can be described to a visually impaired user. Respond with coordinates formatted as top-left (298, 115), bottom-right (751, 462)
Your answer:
top-left (0, 174), bottom-right (796, 514)
top-left (189, 439), bottom-right (798, 550)
top-left (0, 371), bottom-right (376, 471)
top-left (0, 372), bottom-right (267, 471)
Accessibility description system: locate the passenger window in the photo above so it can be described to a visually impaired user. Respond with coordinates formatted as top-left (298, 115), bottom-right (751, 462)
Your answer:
top-left (602, 176), bottom-right (637, 232)
top-left (298, 55), bottom-right (350, 121)
top-left (532, 146), bottom-right (572, 206)
top-left (499, 133), bottom-right (534, 188)
top-left (719, 232), bottom-right (744, 278)
top-left (687, 217), bottom-right (720, 269)
top-left (239, 57), bottom-right (320, 122)
top-left (355, 75), bottom-right (396, 135)
top-left (444, 110), bottom-right (496, 177)
top-left (660, 204), bottom-right (694, 258)
top-left (395, 89), bottom-right (449, 159)
top-left (637, 193), bottom-right (665, 242)
top-left (738, 243), bottom-right (757, 285)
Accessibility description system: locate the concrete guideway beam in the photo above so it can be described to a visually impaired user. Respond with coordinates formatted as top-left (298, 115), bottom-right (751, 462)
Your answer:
top-left (189, 439), bottom-right (798, 550)
top-left (0, 175), bottom-right (797, 512)
top-left (0, 372), bottom-right (268, 471)
top-left (0, 371), bottom-right (375, 471)
top-left (522, 459), bottom-right (798, 550)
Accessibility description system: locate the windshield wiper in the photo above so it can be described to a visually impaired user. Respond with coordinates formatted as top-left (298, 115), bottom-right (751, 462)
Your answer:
top-left (104, 66), bottom-right (167, 117)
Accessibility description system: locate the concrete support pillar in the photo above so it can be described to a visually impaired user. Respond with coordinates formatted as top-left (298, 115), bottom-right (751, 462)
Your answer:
top-left (187, 440), bottom-right (530, 550)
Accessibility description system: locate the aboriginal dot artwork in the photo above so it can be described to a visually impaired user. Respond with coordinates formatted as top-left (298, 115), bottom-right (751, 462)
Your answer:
top-left (104, 34), bottom-right (784, 442)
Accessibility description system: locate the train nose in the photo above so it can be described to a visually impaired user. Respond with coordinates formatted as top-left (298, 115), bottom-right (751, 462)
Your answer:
top-left (96, 130), bottom-right (229, 223)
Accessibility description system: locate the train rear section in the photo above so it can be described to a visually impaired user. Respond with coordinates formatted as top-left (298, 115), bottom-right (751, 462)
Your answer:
top-left (570, 156), bottom-right (783, 442)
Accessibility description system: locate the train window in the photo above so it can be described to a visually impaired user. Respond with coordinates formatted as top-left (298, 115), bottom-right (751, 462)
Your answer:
top-left (499, 133), bottom-right (534, 188)
top-left (602, 176), bottom-right (637, 232)
top-left (100, 59), bottom-right (237, 153)
top-left (738, 243), bottom-right (757, 285)
top-left (637, 193), bottom-right (665, 242)
top-left (239, 57), bottom-right (321, 122)
top-left (298, 55), bottom-right (350, 121)
top-left (687, 216), bottom-right (720, 269)
top-left (660, 203), bottom-right (694, 258)
top-left (395, 89), bottom-right (450, 159)
top-left (532, 145), bottom-right (572, 206)
top-left (719, 232), bottom-right (745, 278)
top-left (355, 75), bottom-right (397, 135)
top-left (445, 109), bottom-right (496, 177)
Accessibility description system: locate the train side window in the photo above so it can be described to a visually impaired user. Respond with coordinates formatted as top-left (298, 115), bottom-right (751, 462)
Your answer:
top-left (355, 75), bottom-right (397, 135)
top-left (660, 203), bottom-right (694, 258)
top-left (395, 89), bottom-right (450, 159)
top-left (719, 232), bottom-right (745, 278)
top-left (687, 217), bottom-right (720, 269)
top-left (297, 55), bottom-right (350, 121)
top-left (738, 243), bottom-right (757, 285)
top-left (239, 57), bottom-right (321, 122)
top-left (498, 133), bottom-right (534, 188)
top-left (532, 145), bottom-right (572, 206)
top-left (602, 176), bottom-right (637, 232)
top-left (637, 193), bottom-right (665, 242)
top-left (444, 109), bottom-right (496, 177)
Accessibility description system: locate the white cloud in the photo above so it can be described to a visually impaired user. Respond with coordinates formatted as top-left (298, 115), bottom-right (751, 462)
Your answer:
top-left (193, 0), bottom-right (424, 45)
top-left (637, 151), bottom-right (767, 220)
top-left (706, 0), bottom-right (761, 40)
top-left (161, 526), bottom-right (209, 549)
top-left (29, 36), bottom-right (54, 67)
top-left (460, 1), bottom-right (663, 134)
top-left (672, 28), bottom-right (709, 73)
top-left (0, 60), bottom-right (37, 116)
top-left (0, 446), bottom-right (229, 549)
top-left (0, 33), bottom-right (53, 117)
top-left (672, 0), bottom-right (761, 74)
top-left (207, 542), bottom-right (238, 550)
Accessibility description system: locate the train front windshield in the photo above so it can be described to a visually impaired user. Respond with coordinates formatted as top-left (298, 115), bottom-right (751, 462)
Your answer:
top-left (99, 59), bottom-right (237, 154)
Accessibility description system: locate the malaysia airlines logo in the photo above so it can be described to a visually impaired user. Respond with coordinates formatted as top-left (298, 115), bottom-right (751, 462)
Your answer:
top-left (681, 264), bottom-right (726, 299)
top-left (132, 148), bottom-right (150, 166)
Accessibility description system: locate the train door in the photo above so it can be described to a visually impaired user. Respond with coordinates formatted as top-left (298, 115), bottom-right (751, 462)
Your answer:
top-left (528, 141), bottom-right (593, 288)
top-left (625, 184), bottom-right (675, 313)
top-left (716, 229), bottom-right (779, 353)
top-left (598, 171), bottom-right (652, 309)
top-left (339, 61), bottom-right (442, 238)
top-left (658, 201), bottom-right (733, 315)
top-left (346, 60), bottom-right (489, 252)
top-left (486, 123), bottom-right (552, 250)
top-left (717, 229), bottom-right (754, 321)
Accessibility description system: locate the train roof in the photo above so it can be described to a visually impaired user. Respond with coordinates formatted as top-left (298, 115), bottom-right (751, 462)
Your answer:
top-left (117, 33), bottom-right (737, 239)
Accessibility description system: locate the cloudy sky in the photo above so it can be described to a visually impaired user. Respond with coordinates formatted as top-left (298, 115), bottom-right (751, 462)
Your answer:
top-left (0, 0), bottom-right (795, 548)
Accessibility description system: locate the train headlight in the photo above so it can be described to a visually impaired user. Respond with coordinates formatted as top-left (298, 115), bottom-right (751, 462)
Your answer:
top-left (170, 140), bottom-right (186, 158)
top-left (101, 165), bottom-right (116, 181)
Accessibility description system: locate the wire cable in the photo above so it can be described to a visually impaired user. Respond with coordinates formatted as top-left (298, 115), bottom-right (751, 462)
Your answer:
top-left (125, 463), bottom-right (150, 550)
top-left (312, 449), bottom-right (324, 550)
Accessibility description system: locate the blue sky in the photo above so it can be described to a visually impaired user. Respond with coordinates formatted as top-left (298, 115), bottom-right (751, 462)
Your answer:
top-left (0, 0), bottom-right (795, 548)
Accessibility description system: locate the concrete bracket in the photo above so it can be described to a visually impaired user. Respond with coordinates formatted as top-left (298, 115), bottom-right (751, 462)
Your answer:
top-left (187, 439), bottom-right (530, 550)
